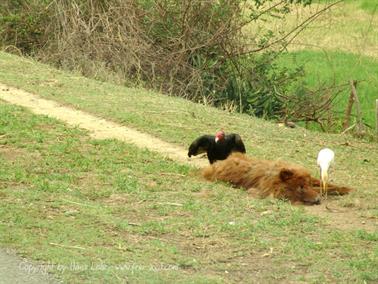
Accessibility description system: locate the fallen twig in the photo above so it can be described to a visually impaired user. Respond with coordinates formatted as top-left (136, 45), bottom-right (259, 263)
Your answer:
top-left (160, 172), bottom-right (186, 177)
top-left (157, 202), bottom-right (183, 207)
top-left (49, 242), bottom-right (86, 250)
top-left (341, 123), bottom-right (356, 135)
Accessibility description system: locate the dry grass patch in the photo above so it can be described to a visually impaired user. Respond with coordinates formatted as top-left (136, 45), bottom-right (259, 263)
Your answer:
top-left (267, 2), bottom-right (378, 57)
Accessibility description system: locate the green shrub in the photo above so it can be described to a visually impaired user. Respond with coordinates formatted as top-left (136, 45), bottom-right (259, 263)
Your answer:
top-left (0, 1), bottom-right (50, 54)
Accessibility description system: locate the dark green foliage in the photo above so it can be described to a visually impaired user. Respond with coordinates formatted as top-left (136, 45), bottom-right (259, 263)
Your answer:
top-left (0, 1), bottom-right (51, 54)
top-left (216, 52), bottom-right (306, 119)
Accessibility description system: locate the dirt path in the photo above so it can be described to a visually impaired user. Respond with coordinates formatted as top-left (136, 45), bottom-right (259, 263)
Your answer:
top-left (0, 83), bottom-right (207, 169)
top-left (0, 83), bottom-right (377, 234)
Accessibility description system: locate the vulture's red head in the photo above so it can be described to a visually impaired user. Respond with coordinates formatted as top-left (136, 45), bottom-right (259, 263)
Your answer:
top-left (215, 130), bottom-right (225, 143)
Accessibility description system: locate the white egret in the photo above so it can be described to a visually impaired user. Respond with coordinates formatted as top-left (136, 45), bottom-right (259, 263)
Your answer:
top-left (317, 148), bottom-right (335, 197)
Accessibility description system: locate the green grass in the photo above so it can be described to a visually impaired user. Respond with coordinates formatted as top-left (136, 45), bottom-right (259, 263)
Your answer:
top-left (0, 1), bottom-right (377, 282)
top-left (255, 1), bottom-right (378, 59)
top-left (278, 50), bottom-right (378, 128)
top-left (257, 1), bottom-right (377, 60)
top-left (248, 0), bottom-right (378, 131)
top-left (0, 102), bottom-right (377, 283)
top-left (0, 51), bottom-right (376, 282)
top-left (0, 51), bottom-right (376, 200)
top-left (359, 1), bottom-right (378, 14)
top-left (268, 0), bottom-right (378, 130)
top-left (318, 0), bottom-right (378, 13)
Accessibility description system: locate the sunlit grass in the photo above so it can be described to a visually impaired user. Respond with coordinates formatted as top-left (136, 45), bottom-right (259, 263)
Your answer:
top-left (0, 102), bottom-right (377, 282)
top-left (282, 1), bottom-right (378, 58)
top-left (317, 0), bottom-right (378, 14)
top-left (0, 1), bottom-right (377, 282)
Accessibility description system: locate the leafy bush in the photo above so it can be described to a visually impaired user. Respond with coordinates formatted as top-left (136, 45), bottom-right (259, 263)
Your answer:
top-left (0, 1), bottom-right (50, 54)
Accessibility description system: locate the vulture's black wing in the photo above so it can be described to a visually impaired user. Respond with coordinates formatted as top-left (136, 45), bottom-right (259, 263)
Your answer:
top-left (228, 133), bottom-right (246, 154)
top-left (188, 135), bottom-right (215, 157)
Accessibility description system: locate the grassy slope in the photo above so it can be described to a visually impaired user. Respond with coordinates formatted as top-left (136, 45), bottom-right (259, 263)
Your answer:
top-left (359, 0), bottom-right (378, 14)
top-left (0, 51), bottom-right (377, 201)
top-left (251, 0), bottom-right (378, 128)
top-left (0, 52), bottom-right (377, 282)
top-left (0, 2), bottom-right (377, 283)
top-left (286, 1), bottom-right (378, 57)
top-left (1, 101), bottom-right (377, 283)
top-left (278, 50), bottom-right (378, 128)
top-left (319, 0), bottom-right (378, 14)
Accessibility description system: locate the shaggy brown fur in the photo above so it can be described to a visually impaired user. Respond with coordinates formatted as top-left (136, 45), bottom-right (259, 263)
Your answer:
top-left (202, 153), bottom-right (352, 205)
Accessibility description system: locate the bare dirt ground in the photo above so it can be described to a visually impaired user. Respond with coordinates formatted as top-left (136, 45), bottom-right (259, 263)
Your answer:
top-left (0, 83), bottom-right (376, 233)
top-left (306, 203), bottom-right (376, 232)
